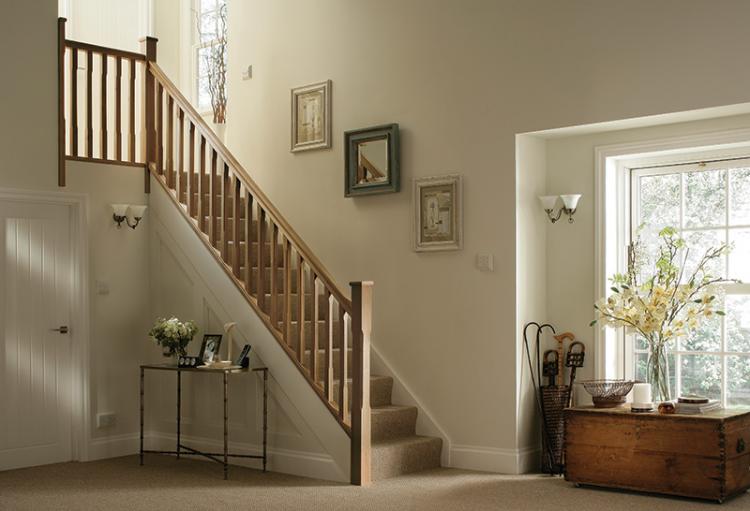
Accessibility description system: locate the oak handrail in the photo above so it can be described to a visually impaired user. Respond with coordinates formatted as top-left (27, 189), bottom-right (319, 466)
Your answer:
top-left (66, 39), bottom-right (147, 61)
top-left (148, 62), bottom-right (352, 313)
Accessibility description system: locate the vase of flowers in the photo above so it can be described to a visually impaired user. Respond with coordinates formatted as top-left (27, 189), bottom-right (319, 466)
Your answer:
top-left (149, 317), bottom-right (198, 360)
top-left (591, 227), bottom-right (733, 402)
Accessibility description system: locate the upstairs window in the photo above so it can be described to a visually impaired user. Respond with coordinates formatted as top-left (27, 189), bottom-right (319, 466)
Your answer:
top-left (194, 0), bottom-right (227, 116)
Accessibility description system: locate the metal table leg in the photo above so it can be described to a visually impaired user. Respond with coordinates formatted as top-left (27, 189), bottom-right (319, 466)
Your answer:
top-left (223, 371), bottom-right (228, 480)
top-left (176, 369), bottom-right (181, 460)
top-left (140, 367), bottom-right (144, 466)
top-left (263, 369), bottom-right (268, 472)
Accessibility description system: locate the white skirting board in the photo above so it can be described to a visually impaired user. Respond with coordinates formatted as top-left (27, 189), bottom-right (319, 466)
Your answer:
top-left (449, 444), bottom-right (540, 474)
top-left (85, 432), bottom-right (340, 481)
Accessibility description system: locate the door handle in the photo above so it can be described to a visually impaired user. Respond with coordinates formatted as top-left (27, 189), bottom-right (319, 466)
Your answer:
top-left (51, 326), bottom-right (69, 334)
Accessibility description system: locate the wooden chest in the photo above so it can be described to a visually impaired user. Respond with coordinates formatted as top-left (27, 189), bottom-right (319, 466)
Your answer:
top-left (564, 406), bottom-right (750, 502)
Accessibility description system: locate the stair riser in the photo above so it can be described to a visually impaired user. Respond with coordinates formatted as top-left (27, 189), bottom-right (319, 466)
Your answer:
top-left (371, 407), bottom-right (417, 442)
top-left (372, 438), bottom-right (442, 481)
top-left (327, 376), bottom-right (393, 409)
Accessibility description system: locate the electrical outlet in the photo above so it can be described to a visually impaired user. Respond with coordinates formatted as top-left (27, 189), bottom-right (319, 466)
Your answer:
top-left (476, 253), bottom-right (494, 272)
top-left (97, 412), bottom-right (117, 429)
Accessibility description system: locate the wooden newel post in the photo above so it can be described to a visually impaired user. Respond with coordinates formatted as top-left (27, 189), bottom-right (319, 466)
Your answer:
top-left (57, 18), bottom-right (66, 187)
top-left (350, 281), bottom-right (373, 486)
top-left (140, 36), bottom-right (158, 193)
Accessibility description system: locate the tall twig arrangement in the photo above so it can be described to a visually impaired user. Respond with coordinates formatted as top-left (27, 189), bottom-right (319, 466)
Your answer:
top-left (195, 2), bottom-right (227, 124)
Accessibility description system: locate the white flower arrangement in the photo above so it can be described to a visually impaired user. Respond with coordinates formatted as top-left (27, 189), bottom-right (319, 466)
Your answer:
top-left (149, 317), bottom-right (198, 357)
top-left (591, 226), bottom-right (735, 401)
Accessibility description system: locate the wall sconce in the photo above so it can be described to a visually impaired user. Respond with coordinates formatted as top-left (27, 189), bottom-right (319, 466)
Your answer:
top-left (111, 204), bottom-right (147, 229)
top-left (538, 194), bottom-right (581, 224)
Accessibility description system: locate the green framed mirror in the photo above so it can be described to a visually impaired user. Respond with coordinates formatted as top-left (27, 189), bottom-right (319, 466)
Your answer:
top-left (344, 124), bottom-right (400, 197)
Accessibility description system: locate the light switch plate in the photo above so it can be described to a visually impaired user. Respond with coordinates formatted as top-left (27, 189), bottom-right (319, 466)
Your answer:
top-left (242, 65), bottom-right (252, 80)
top-left (96, 280), bottom-right (110, 295)
top-left (97, 412), bottom-right (117, 429)
top-left (476, 253), bottom-right (494, 272)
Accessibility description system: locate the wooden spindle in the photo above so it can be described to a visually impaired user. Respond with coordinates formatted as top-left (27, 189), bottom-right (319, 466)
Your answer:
top-left (156, 84), bottom-right (163, 174)
top-left (222, 163), bottom-right (230, 259)
top-left (86, 50), bottom-right (93, 158)
top-left (177, 109), bottom-right (184, 203)
top-left (198, 135), bottom-right (205, 231)
top-left (270, 224), bottom-right (279, 329)
top-left (297, 255), bottom-right (305, 362)
top-left (71, 48), bottom-right (78, 157)
top-left (324, 289), bottom-right (333, 401)
top-left (129, 58), bottom-right (136, 162)
top-left (311, 274), bottom-right (319, 383)
top-left (257, 208), bottom-right (266, 312)
top-left (101, 54), bottom-right (108, 160)
top-left (188, 122), bottom-right (195, 217)
top-left (115, 56), bottom-right (122, 161)
top-left (244, 193), bottom-right (253, 293)
top-left (209, 149), bottom-right (217, 247)
top-left (57, 18), bottom-right (66, 186)
top-left (283, 238), bottom-right (292, 341)
top-left (233, 176), bottom-right (241, 278)
top-left (338, 305), bottom-right (348, 420)
top-left (350, 281), bottom-right (373, 486)
top-left (166, 96), bottom-right (173, 187)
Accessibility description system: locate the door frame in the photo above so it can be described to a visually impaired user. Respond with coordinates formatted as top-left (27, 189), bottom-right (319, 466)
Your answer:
top-left (0, 187), bottom-right (90, 463)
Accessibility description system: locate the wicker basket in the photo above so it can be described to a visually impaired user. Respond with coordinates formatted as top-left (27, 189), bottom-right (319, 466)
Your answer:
top-left (541, 385), bottom-right (570, 474)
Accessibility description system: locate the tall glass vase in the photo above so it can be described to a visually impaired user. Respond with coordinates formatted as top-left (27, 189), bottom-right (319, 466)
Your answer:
top-left (647, 340), bottom-right (671, 402)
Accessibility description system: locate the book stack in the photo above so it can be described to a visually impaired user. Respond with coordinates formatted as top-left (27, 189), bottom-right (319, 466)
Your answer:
top-left (675, 395), bottom-right (722, 415)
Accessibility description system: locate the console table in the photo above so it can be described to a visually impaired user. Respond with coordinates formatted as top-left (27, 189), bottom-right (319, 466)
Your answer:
top-left (139, 364), bottom-right (268, 480)
top-left (565, 406), bottom-right (750, 502)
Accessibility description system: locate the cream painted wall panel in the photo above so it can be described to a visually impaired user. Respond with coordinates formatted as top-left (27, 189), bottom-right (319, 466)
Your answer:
top-left (63, 0), bottom-right (145, 52)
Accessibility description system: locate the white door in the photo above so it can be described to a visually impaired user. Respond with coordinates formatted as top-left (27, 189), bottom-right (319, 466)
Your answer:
top-left (0, 200), bottom-right (73, 471)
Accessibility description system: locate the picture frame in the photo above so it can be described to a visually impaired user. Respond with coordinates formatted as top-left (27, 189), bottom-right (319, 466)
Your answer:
top-left (414, 174), bottom-right (463, 252)
top-left (344, 124), bottom-right (400, 197)
top-left (291, 80), bottom-right (332, 152)
top-left (199, 334), bottom-right (223, 364)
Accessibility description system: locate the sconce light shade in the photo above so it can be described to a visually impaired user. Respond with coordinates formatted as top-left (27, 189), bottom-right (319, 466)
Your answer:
top-left (560, 194), bottom-right (582, 210)
top-left (111, 204), bottom-right (129, 217)
top-left (538, 195), bottom-right (559, 211)
top-left (128, 205), bottom-right (147, 219)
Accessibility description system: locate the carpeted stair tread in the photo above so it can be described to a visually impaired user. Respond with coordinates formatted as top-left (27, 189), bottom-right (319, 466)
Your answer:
top-left (371, 405), bottom-right (418, 442)
top-left (371, 435), bottom-right (443, 481)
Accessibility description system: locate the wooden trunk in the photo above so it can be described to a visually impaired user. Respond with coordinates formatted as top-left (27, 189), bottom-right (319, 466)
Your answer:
top-left (564, 406), bottom-right (750, 503)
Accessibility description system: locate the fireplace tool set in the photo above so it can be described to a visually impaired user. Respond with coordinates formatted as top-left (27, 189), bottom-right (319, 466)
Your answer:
top-left (523, 322), bottom-right (585, 475)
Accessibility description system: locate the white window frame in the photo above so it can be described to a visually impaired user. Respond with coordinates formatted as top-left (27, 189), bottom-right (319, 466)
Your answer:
top-left (628, 157), bottom-right (750, 406)
top-left (191, 0), bottom-right (226, 116)
top-left (594, 128), bottom-right (750, 386)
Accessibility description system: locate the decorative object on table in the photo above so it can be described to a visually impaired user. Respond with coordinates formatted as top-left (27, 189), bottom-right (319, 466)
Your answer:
top-left (291, 80), bottom-right (332, 152)
top-left (235, 344), bottom-right (252, 368)
top-left (178, 356), bottom-right (203, 368)
top-left (198, 334), bottom-right (223, 364)
top-left (538, 194), bottom-right (582, 224)
top-left (523, 323), bottom-right (585, 475)
top-left (630, 382), bottom-right (654, 413)
top-left (658, 401), bottom-right (676, 414)
top-left (148, 317), bottom-right (198, 359)
top-left (591, 227), bottom-right (735, 402)
top-left (581, 379), bottom-right (635, 408)
top-left (414, 174), bottom-right (462, 252)
top-left (223, 322), bottom-right (237, 361)
top-left (344, 124), bottom-right (400, 196)
top-left (675, 395), bottom-right (721, 415)
top-left (565, 406), bottom-right (750, 502)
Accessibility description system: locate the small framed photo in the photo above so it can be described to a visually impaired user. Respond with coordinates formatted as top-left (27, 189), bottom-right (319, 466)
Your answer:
top-left (199, 334), bottom-right (223, 364)
top-left (344, 124), bottom-right (400, 197)
top-left (291, 80), bottom-right (332, 152)
top-left (414, 175), bottom-right (463, 252)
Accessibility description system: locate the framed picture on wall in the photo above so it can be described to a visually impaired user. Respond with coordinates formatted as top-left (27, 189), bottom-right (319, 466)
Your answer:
top-left (291, 80), bottom-right (332, 152)
top-left (199, 334), bottom-right (223, 364)
top-left (413, 174), bottom-right (463, 252)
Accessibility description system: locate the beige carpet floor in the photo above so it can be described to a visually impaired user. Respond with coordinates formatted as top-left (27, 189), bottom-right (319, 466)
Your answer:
top-left (0, 455), bottom-right (748, 511)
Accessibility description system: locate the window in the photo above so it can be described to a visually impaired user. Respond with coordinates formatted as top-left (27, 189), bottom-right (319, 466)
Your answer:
top-left (629, 157), bottom-right (750, 406)
top-left (193, 0), bottom-right (227, 114)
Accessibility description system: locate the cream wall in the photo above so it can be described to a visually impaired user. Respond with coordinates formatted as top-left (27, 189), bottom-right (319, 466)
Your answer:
top-left (213, 0), bottom-right (750, 468)
top-left (2, 0), bottom-right (151, 457)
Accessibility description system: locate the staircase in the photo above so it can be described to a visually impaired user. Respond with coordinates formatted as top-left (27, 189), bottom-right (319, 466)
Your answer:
top-left (56, 19), bottom-right (441, 482)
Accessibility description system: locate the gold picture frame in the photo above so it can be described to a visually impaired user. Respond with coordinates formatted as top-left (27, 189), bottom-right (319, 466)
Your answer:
top-left (290, 80), bottom-right (332, 152)
top-left (414, 174), bottom-right (463, 252)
